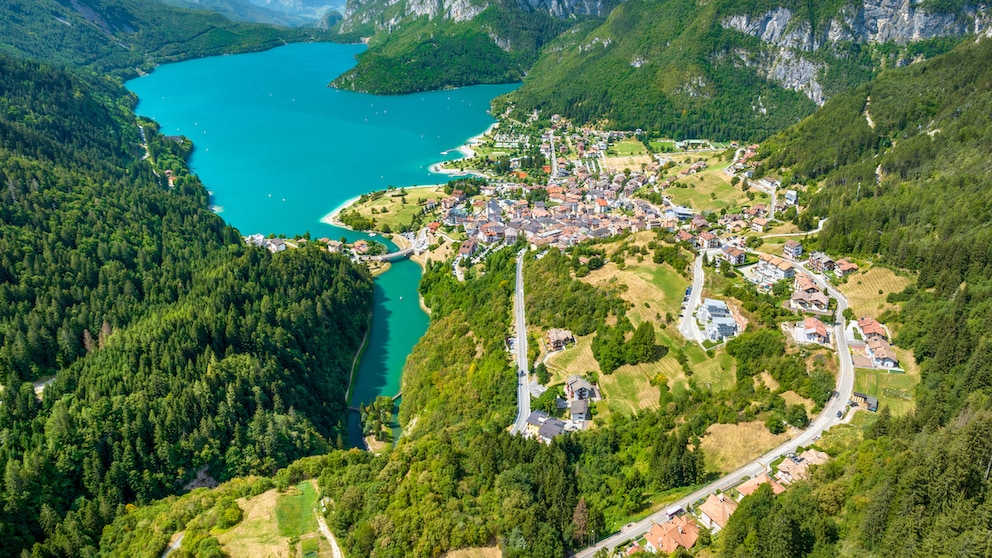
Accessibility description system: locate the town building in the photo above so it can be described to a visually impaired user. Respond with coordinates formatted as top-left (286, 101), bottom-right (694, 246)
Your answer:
top-left (808, 251), bottom-right (836, 273)
top-left (783, 239), bottom-right (803, 260)
top-left (547, 328), bottom-right (575, 351)
top-left (697, 493), bottom-right (737, 532)
top-left (643, 516), bottom-right (700, 554)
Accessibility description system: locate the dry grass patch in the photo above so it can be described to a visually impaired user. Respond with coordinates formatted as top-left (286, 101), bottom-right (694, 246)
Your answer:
top-left (546, 335), bottom-right (599, 384)
top-left (602, 154), bottom-right (654, 172)
top-left (780, 390), bottom-right (815, 412)
top-left (217, 488), bottom-right (288, 558)
top-left (756, 371), bottom-right (780, 391)
top-left (599, 364), bottom-right (662, 415)
top-left (443, 547), bottom-right (502, 558)
top-left (838, 266), bottom-right (914, 317)
top-left (701, 421), bottom-right (790, 473)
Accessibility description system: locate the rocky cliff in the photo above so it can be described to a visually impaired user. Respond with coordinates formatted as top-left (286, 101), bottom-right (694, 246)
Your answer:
top-left (723, 0), bottom-right (989, 104)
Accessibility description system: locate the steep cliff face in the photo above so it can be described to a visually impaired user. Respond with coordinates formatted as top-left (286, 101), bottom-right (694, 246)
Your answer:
top-left (723, 1), bottom-right (990, 104)
top-left (339, 0), bottom-right (613, 32)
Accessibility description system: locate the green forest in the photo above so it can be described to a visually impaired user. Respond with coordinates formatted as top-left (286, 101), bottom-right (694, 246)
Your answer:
top-left (0, 0), bottom-right (334, 78)
top-left (0, 54), bottom-right (373, 556)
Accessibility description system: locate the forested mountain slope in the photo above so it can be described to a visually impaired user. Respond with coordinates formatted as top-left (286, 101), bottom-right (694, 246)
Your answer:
top-left (0, 55), bottom-right (373, 556)
top-left (503, 0), bottom-right (988, 140)
top-left (0, 0), bottom-right (333, 77)
top-left (717, 32), bottom-right (992, 557)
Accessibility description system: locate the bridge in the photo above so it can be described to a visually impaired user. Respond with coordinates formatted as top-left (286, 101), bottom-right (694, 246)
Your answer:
top-left (347, 392), bottom-right (402, 413)
top-left (372, 247), bottom-right (415, 262)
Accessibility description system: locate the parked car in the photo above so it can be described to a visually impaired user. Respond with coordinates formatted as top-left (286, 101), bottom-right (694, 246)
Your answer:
top-left (836, 411), bottom-right (843, 418)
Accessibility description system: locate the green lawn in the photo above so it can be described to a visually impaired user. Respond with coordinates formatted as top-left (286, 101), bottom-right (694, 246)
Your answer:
top-left (650, 140), bottom-right (676, 152)
top-left (612, 139), bottom-right (649, 156)
top-left (276, 481), bottom-right (319, 538)
top-left (347, 186), bottom-right (446, 233)
top-left (853, 369), bottom-right (917, 416)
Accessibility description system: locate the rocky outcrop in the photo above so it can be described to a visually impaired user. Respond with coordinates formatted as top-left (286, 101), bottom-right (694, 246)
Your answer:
top-left (340, 0), bottom-right (613, 32)
top-left (722, 1), bottom-right (989, 104)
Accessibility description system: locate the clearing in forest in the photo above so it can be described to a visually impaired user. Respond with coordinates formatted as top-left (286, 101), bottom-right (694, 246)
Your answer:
top-left (218, 480), bottom-right (325, 558)
top-left (837, 266), bottom-right (914, 318)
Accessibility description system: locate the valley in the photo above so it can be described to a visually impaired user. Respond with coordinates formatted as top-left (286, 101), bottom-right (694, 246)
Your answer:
top-left (0, 1), bottom-right (991, 557)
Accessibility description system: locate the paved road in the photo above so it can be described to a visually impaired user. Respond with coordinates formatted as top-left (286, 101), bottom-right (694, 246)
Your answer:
top-left (677, 252), bottom-right (711, 345)
top-left (510, 251), bottom-right (532, 435)
top-left (160, 533), bottom-right (184, 558)
top-left (572, 254), bottom-right (856, 558)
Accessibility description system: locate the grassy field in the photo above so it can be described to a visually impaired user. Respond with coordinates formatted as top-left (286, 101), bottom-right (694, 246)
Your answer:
top-left (780, 390), bottom-right (815, 412)
top-left (601, 154), bottom-right (654, 173)
top-left (837, 266), bottom-right (914, 318)
top-left (277, 481), bottom-right (319, 538)
top-left (664, 171), bottom-right (753, 214)
top-left (853, 362), bottom-right (918, 416)
top-left (345, 185), bottom-right (446, 233)
top-left (612, 139), bottom-right (649, 156)
top-left (700, 421), bottom-right (790, 473)
top-left (217, 482), bottom-right (326, 557)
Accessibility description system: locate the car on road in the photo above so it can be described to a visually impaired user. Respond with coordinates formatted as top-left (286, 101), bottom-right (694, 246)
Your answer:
top-left (836, 410), bottom-right (843, 418)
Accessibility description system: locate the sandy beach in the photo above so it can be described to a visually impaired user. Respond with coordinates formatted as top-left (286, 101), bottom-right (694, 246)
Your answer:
top-left (321, 194), bottom-right (362, 228)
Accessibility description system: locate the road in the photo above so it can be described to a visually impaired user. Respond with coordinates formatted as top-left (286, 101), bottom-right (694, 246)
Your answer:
top-left (677, 252), bottom-right (706, 344)
top-left (317, 515), bottom-right (345, 558)
top-left (572, 254), bottom-right (856, 558)
top-left (509, 251), bottom-right (532, 435)
top-left (160, 533), bottom-right (184, 558)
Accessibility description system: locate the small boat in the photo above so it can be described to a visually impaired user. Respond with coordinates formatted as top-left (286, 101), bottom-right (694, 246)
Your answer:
top-left (369, 232), bottom-right (377, 237)
top-left (399, 296), bottom-right (403, 300)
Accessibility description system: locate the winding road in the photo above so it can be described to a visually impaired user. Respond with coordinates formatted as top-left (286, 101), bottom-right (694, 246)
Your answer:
top-left (509, 251), bottom-right (532, 435)
top-left (571, 251), bottom-right (855, 558)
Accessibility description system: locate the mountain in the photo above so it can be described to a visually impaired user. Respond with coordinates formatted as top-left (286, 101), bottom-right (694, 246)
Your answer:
top-left (329, 0), bottom-right (598, 93)
top-left (331, 0), bottom-right (987, 140)
top-left (503, 0), bottom-right (988, 140)
top-left (161, 0), bottom-right (344, 26)
top-left (0, 0), bottom-right (335, 77)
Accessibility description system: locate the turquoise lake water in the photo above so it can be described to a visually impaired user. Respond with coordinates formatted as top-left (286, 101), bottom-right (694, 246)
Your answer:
top-left (126, 42), bottom-right (517, 447)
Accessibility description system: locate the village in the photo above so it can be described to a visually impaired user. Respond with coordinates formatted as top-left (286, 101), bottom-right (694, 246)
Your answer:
top-left (251, 116), bottom-right (908, 557)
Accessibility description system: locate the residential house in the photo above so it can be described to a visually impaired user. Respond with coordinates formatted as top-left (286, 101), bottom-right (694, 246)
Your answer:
top-left (537, 418), bottom-right (566, 444)
top-left (565, 375), bottom-right (596, 401)
top-left (856, 317), bottom-right (888, 342)
top-left (722, 245), bottom-right (746, 266)
top-left (791, 275), bottom-right (830, 312)
top-left (756, 253), bottom-right (796, 283)
top-left (705, 318), bottom-right (739, 342)
top-left (808, 251), bottom-right (836, 273)
top-left (776, 449), bottom-right (830, 484)
top-left (644, 516), bottom-right (700, 555)
top-left (801, 317), bottom-right (830, 344)
top-left (352, 240), bottom-right (368, 255)
top-left (325, 240), bottom-right (343, 253)
top-left (834, 259), bottom-right (859, 277)
top-left (751, 218), bottom-right (769, 233)
top-left (852, 392), bottom-right (879, 412)
top-left (525, 410), bottom-right (549, 437)
top-left (784, 190), bottom-right (798, 205)
top-left (783, 239), bottom-right (803, 260)
top-left (736, 473), bottom-right (786, 498)
top-left (697, 493), bottom-right (738, 532)
top-left (698, 298), bottom-right (731, 322)
top-left (478, 222), bottom-right (505, 244)
top-left (570, 399), bottom-right (589, 422)
top-left (675, 230), bottom-right (695, 243)
top-left (690, 215), bottom-right (710, 231)
top-left (696, 231), bottom-right (720, 249)
top-left (868, 338), bottom-right (899, 369)
top-left (458, 239), bottom-right (478, 260)
top-left (547, 329), bottom-right (575, 351)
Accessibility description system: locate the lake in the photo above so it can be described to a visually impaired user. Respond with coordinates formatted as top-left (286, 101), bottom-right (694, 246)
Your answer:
top-left (127, 42), bottom-right (517, 447)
